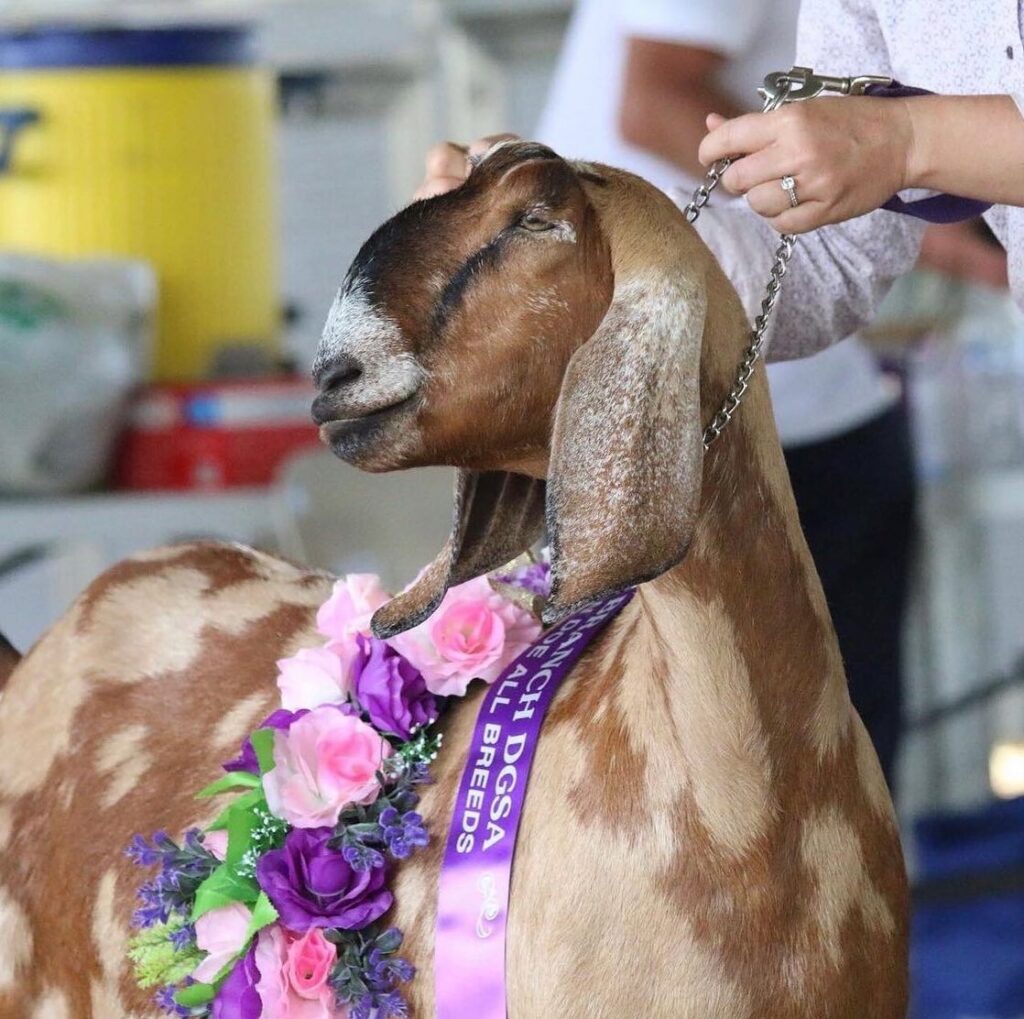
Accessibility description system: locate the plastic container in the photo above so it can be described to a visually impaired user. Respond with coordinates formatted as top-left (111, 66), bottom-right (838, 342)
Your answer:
top-left (0, 26), bottom-right (278, 381)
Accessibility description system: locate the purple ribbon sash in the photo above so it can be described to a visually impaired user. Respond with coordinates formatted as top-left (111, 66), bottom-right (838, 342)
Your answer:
top-left (434, 589), bottom-right (634, 1019)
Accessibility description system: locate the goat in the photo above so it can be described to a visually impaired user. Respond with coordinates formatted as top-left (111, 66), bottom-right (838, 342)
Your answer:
top-left (0, 140), bottom-right (907, 1018)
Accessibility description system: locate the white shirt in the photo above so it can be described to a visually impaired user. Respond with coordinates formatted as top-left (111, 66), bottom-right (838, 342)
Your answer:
top-left (537, 0), bottom-right (899, 446)
top-left (694, 0), bottom-right (1024, 362)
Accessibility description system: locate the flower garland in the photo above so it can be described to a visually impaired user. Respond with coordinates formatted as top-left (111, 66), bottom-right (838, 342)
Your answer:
top-left (128, 555), bottom-right (549, 1019)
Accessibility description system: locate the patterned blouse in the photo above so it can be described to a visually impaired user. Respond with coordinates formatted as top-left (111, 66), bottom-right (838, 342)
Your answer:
top-left (692, 0), bottom-right (1024, 359)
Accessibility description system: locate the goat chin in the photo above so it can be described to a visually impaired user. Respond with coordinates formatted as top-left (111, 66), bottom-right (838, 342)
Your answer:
top-left (0, 633), bottom-right (19, 694)
top-left (0, 143), bottom-right (907, 1018)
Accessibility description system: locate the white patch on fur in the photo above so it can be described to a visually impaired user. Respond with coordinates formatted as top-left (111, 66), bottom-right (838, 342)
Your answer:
top-left (801, 806), bottom-right (896, 968)
top-left (645, 589), bottom-right (776, 859)
top-left (0, 886), bottom-right (32, 988)
top-left (313, 284), bottom-right (424, 416)
top-left (32, 988), bottom-right (71, 1019)
top-left (213, 691), bottom-right (275, 751)
top-left (0, 804), bottom-right (12, 851)
top-left (96, 725), bottom-right (152, 809)
top-left (90, 869), bottom-right (130, 1014)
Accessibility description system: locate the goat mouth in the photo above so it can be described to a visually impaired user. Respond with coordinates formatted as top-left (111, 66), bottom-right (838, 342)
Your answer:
top-left (318, 393), bottom-right (418, 450)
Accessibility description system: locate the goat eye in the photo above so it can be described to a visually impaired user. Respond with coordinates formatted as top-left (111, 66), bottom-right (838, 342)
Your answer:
top-left (518, 213), bottom-right (555, 232)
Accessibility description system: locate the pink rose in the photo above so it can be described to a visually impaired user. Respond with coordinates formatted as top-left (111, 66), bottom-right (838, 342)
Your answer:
top-left (192, 902), bottom-right (252, 984)
top-left (255, 925), bottom-right (347, 1019)
top-left (388, 576), bottom-right (542, 697)
top-left (202, 829), bottom-right (229, 861)
top-left (316, 575), bottom-right (391, 688)
top-left (263, 706), bottom-right (391, 828)
top-left (277, 647), bottom-right (350, 712)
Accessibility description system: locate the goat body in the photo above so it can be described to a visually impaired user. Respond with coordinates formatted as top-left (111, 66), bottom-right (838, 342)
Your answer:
top-left (0, 143), bottom-right (907, 1018)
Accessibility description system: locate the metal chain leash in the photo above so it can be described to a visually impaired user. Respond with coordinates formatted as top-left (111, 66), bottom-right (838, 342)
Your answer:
top-left (689, 79), bottom-right (797, 450)
top-left (689, 66), bottom-right (894, 449)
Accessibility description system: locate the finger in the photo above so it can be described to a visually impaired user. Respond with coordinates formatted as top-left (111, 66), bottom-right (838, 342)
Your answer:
top-left (468, 133), bottom-right (521, 160)
top-left (721, 148), bottom-right (796, 196)
top-left (413, 175), bottom-right (467, 201)
top-left (425, 142), bottom-right (471, 182)
top-left (705, 112), bottom-right (726, 131)
top-left (745, 179), bottom-right (797, 218)
top-left (698, 111), bottom-right (779, 166)
top-left (769, 200), bottom-right (831, 235)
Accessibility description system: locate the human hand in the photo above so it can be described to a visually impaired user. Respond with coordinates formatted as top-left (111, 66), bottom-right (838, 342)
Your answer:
top-left (413, 133), bottom-right (521, 200)
top-left (697, 97), bottom-right (914, 233)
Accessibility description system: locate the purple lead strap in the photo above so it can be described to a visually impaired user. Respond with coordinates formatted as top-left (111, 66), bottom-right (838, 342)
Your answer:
top-left (434, 588), bottom-right (634, 1019)
top-left (867, 81), bottom-right (993, 224)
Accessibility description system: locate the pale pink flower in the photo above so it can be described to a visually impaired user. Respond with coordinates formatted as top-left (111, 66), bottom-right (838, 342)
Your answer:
top-left (255, 925), bottom-right (347, 1019)
top-left (202, 829), bottom-right (229, 861)
top-left (387, 575), bottom-right (542, 697)
top-left (315, 574), bottom-right (391, 687)
top-left (277, 647), bottom-right (350, 712)
top-left (262, 706), bottom-right (391, 828)
top-left (192, 902), bottom-right (252, 984)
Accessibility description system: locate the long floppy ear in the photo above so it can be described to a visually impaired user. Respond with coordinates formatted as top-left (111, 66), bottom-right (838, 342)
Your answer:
top-left (544, 274), bottom-right (706, 623)
top-left (371, 469), bottom-right (545, 638)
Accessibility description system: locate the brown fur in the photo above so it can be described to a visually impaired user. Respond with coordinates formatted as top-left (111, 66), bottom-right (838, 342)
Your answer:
top-left (0, 143), bottom-right (907, 1017)
top-left (0, 633), bottom-right (19, 693)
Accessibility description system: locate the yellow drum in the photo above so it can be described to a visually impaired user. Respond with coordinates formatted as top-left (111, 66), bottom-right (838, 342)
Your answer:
top-left (0, 27), bottom-right (278, 380)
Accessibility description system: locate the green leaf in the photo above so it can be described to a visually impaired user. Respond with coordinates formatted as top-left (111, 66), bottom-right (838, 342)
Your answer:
top-left (243, 891), bottom-right (278, 943)
top-left (249, 727), bottom-right (277, 775)
top-left (175, 981), bottom-right (216, 1007)
top-left (206, 787), bottom-right (264, 833)
top-left (196, 771), bottom-right (261, 799)
top-left (191, 862), bottom-right (259, 921)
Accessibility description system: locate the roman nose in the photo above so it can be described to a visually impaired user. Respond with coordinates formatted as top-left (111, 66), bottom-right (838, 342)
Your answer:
top-left (311, 353), bottom-right (364, 424)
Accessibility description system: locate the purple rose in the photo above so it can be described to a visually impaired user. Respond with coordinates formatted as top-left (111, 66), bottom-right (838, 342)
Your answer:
top-left (256, 827), bottom-right (392, 932)
top-left (352, 635), bottom-right (437, 739)
top-left (210, 945), bottom-right (261, 1019)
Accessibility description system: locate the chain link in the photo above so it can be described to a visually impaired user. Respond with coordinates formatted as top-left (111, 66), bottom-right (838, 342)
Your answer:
top-left (683, 82), bottom-right (797, 450)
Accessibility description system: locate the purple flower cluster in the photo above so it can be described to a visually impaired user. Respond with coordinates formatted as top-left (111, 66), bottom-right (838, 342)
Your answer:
top-left (256, 827), bottom-right (393, 932)
top-left (351, 635), bottom-right (437, 740)
top-left (495, 557), bottom-right (551, 598)
top-left (330, 928), bottom-right (415, 1019)
top-left (126, 829), bottom-right (218, 928)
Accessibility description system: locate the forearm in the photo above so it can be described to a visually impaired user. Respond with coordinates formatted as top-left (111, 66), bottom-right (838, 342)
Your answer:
top-left (620, 78), bottom-right (744, 179)
top-left (904, 94), bottom-right (1024, 205)
top-left (692, 200), bottom-right (927, 360)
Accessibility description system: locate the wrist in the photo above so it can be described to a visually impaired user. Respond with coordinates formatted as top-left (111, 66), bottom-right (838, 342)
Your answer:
top-left (896, 96), bottom-right (928, 191)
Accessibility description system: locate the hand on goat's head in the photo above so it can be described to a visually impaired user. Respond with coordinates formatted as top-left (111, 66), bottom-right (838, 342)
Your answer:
top-left (312, 140), bottom-right (724, 639)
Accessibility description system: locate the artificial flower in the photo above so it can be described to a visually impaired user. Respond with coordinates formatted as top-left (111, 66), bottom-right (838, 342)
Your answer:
top-left (388, 575), bottom-right (542, 696)
top-left (316, 575), bottom-right (391, 686)
top-left (263, 707), bottom-right (391, 828)
top-left (211, 944), bottom-right (262, 1019)
top-left (255, 925), bottom-right (348, 1018)
top-left (192, 902), bottom-right (253, 984)
top-left (224, 709), bottom-right (305, 775)
top-left (278, 647), bottom-right (351, 713)
top-left (352, 635), bottom-right (437, 739)
top-left (256, 827), bottom-right (392, 932)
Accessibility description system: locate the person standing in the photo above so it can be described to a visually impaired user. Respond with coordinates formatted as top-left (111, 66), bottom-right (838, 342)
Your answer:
top-left (535, 0), bottom-right (916, 787)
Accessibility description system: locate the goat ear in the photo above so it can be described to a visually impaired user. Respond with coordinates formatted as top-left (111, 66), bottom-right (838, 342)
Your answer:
top-left (371, 469), bottom-right (545, 638)
top-left (544, 275), bottom-right (706, 623)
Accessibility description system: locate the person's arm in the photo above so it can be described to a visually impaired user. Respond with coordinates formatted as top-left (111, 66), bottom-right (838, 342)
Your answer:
top-left (697, 93), bottom-right (1024, 235)
top-left (618, 38), bottom-right (743, 179)
top-left (687, 0), bottom-right (929, 359)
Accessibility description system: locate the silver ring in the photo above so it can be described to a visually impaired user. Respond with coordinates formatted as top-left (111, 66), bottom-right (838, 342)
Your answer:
top-left (781, 175), bottom-right (799, 208)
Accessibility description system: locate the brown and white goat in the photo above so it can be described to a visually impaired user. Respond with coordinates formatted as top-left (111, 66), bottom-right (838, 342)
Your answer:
top-left (0, 141), bottom-right (907, 1018)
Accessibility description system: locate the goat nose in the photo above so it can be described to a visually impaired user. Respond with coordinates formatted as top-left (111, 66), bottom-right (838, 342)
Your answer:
top-left (316, 353), bottom-right (363, 394)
